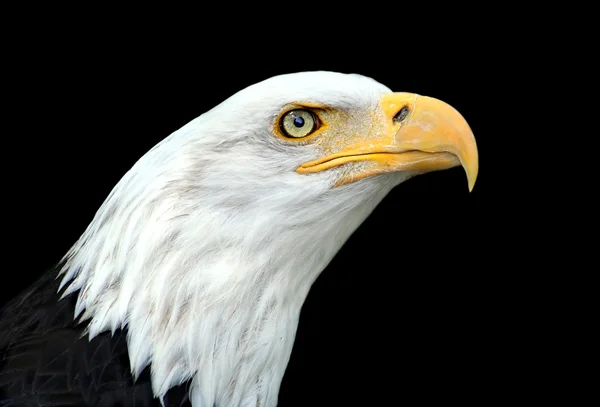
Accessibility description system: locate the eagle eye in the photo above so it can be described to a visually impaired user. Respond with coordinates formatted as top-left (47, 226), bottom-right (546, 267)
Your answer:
top-left (280, 109), bottom-right (319, 138)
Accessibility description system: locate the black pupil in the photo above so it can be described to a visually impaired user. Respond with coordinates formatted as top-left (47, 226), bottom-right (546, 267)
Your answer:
top-left (293, 116), bottom-right (305, 127)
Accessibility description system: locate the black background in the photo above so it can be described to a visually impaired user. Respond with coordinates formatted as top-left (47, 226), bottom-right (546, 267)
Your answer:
top-left (2, 12), bottom-right (520, 406)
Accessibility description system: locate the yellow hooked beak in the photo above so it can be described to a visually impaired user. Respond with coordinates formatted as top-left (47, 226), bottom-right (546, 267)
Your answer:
top-left (296, 93), bottom-right (479, 191)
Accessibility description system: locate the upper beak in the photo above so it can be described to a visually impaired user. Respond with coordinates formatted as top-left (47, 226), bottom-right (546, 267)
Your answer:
top-left (297, 92), bottom-right (479, 191)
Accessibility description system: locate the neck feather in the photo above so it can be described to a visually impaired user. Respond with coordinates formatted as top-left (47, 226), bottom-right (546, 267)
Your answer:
top-left (57, 132), bottom-right (397, 405)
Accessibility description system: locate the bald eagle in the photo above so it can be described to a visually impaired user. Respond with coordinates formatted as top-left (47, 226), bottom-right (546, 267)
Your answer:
top-left (0, 71), bottom-right (478, 407)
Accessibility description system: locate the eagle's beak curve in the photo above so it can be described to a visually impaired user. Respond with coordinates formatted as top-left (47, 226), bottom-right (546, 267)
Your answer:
top-left (296, 92), bottom-right (479, 191)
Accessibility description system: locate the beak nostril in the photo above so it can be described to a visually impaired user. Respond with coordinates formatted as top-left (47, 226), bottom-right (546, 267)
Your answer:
top-left (393, 105), bottom-right (410, 123)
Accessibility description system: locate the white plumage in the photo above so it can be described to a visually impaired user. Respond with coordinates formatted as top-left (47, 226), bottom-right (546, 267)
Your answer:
top-left (56, 71), bottom-right (477, 407)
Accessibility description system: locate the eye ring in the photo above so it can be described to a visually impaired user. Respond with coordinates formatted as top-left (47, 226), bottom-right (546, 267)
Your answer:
top-left (279, 109), bottom-right (319, 138)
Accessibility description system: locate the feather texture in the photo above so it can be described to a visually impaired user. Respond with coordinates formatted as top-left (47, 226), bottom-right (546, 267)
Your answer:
top-left (0, 269), bottom-right (191, 406)
top-left (2, 72), bottom-right (413, 406)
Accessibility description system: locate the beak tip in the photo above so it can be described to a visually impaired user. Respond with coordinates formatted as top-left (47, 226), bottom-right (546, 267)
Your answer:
top-left (458, 145), bottom-right (478, 193)
top-left (465, 165), bottom-right (478, 193)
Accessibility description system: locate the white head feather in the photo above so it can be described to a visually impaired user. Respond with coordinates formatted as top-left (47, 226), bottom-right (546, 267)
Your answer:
top-left (58, 71), bottom-right (412, 407)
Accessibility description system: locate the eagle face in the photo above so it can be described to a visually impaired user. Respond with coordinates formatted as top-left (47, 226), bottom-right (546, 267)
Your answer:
top-left (173, 71), bottom-right (476, 236)
top-left (57, 71), bottom-right (478, 406)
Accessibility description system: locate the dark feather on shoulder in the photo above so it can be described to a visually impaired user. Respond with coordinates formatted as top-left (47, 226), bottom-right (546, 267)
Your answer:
top-left (0, 268), bottom-right (191, 407)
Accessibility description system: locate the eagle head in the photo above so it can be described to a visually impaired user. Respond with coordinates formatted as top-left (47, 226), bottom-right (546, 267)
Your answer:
top-left (58, 71), bottom-right (478, 406)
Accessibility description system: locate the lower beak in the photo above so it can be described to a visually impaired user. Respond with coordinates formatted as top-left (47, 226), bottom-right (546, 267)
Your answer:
top-left (297, 92), bottom-right (479, 191)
